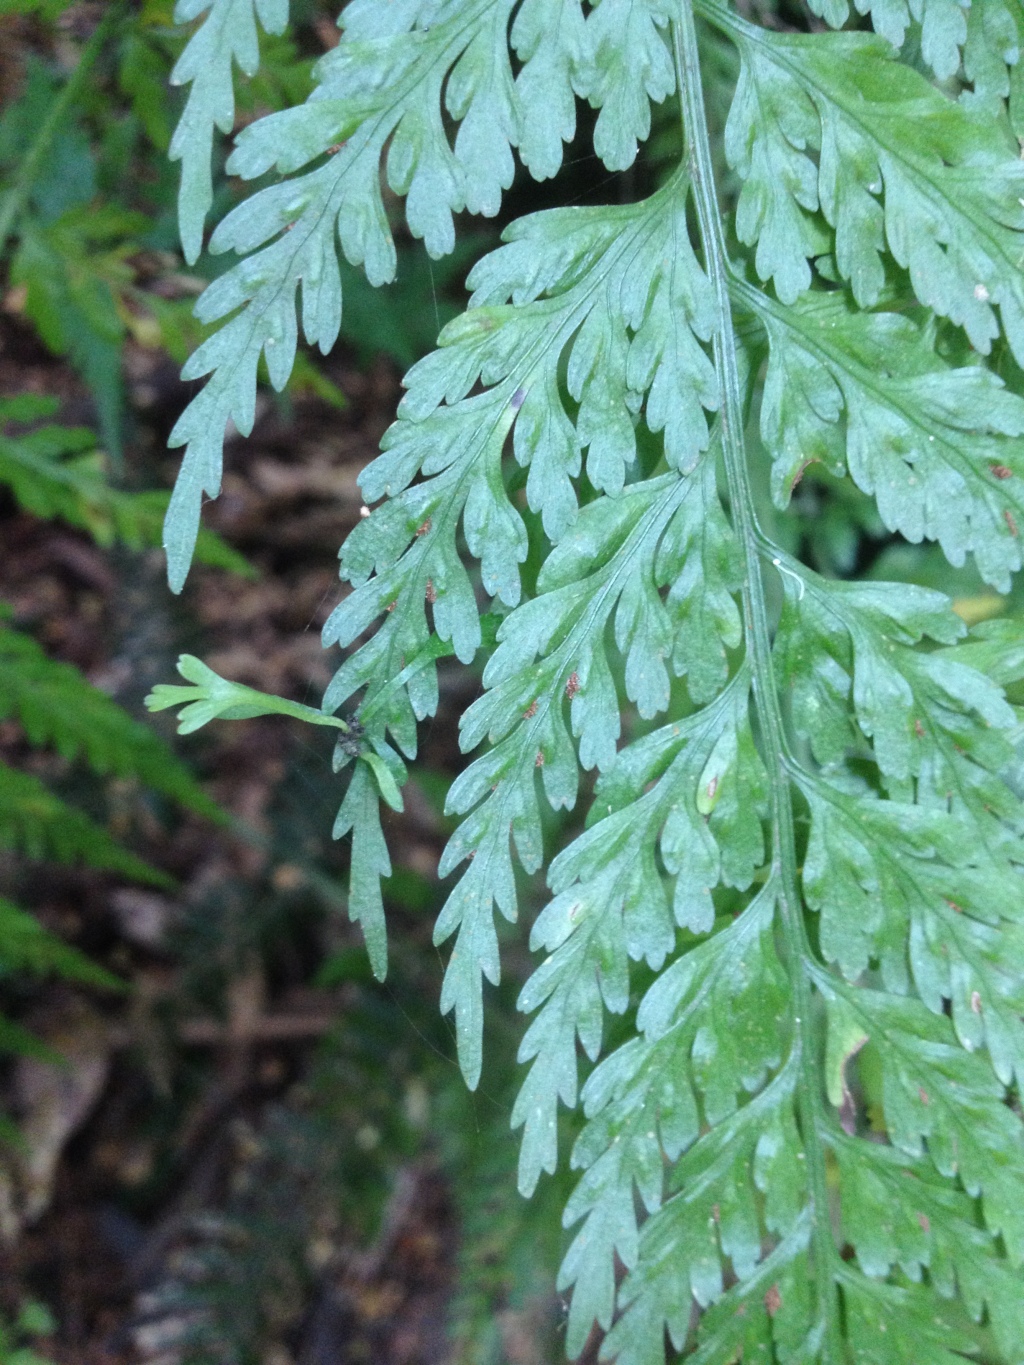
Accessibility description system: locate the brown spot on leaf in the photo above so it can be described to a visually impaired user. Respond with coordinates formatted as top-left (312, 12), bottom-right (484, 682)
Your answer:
top-left (425, 579), bottom-right (437, 604)
top-left (764, 1285), bottom-right (782, 1317)
top-left (835, 1030), bottom-right (868, 1135)
top-left (415, 517), bottom-right (432, 537)
top-left (790, 458), bottom-right (816, 491)
top-left (565, 671), bottom-right (580, 700)
top-left (917, 1212), bottom-right (930, 1234)
top-left (918, 1087), bottom-right (930, 1106)
top-left (1006, 509), bottom-right (1019, 537)
top-left (991, 465), bottom-right (1013, 479)
top-left (523, 700), bottom-right (538, 719)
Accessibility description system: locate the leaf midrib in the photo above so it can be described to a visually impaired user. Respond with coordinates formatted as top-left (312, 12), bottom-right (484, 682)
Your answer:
top-left (672, 3), bottom-right (842, 1347)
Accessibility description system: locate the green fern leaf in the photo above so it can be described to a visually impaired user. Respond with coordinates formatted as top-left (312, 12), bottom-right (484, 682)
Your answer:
top-left (322, 184), bottom-right (726, 1083)
top-left (554, 885), bottom-right (789, 1353)
top-left (964, 0), bottom-right (1024, 132)
top-left (164, 0), bottom-right (706, 588)
top-left (326, 182), bottom-right (718, 667)
top-left (512, 0), bottom-right (586, 180)
top-left (162, 1), bottom-right (1024, 1358)
top-left (513, 669), bottom-right (766, 1200)
top-left (945, 611), bottom-right (1024, 683)
top-left (165, 0), bottom-right (522, 588)
top-left (0, 896), bottom-right (121, 991)
top-left (822, 981), bottom-right (1024, 1256)
top-left (773, 567), bottom-right (1014, 795)
top-left (330, 760), bottom-right (390, 980)
top-left (0, 761), bottom-right (172, 887)
top-left (578, 0), bottom-right (676, 171)
top-left (0, 626), bottom-right (220, 819)
top-left (145, 652), bottom-right (409, 971)
top-left (714, 6), bottom-right (1024, 348)
top-left (746, 289), bottom-right (1024, 591)
top-left (805, 0), bottom-right (970, 80)
top-left (169, 0), bottom-right (290, 264)
top-left (0, 397), bottom-right (252, 575)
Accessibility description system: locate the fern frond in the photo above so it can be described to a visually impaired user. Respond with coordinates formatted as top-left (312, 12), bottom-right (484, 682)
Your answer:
top-left (0, 397), bottom-right (252, 575)
top-left (711, 5), bottom-right (1024, 348)
top-left (964, 0), bottom-right (1024, 132)
top-left (0, 626), bottom-right (220, 819)
top-left (0, 761), bottom-right (172, 887)
top-left (807, 0), bottom-right (970, 79)
top-left (0, 896), bottom-right (121, 991)
top-left (807, 0), bottom-right (1022, 121)
top-left (555, 884), bottom-right (790, 1355)
top-left (163, 0), bottom-right (692, 588)
top-left (169, 0), bottom-right (291, 265)
top-left (512, 667), bottom-right (766, 1199)
top-left (745, 289), bottom-right (1024, 591)
top-left (161, 1), bottom-right (1024, 1359)
top-left (323, 183), bottom-right (728, 1083)
top-left (9, 212), bottom-right (131, 460)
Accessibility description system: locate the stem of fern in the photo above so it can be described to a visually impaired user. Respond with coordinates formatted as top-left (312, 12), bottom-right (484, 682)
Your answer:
top-left (672, 4), bottom-right (840, 1348)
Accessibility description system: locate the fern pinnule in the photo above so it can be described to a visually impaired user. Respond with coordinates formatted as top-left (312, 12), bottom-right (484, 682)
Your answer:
top-left (170, 0), bottom-right (291, 266)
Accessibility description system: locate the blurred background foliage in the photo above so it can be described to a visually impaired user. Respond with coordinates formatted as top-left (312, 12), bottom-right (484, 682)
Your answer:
top-left (0, 3), bottom-right (1014, 1364)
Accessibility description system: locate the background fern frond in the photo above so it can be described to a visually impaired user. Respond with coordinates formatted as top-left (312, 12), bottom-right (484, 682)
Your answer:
top-left (0, 396), bottom-right (253, 575)
top-left (0, 896), bottom-right (121, 992)
top-left (0, 760), bottom-right (172, 887)
top-left (0, 622), bottom-right (221, 820)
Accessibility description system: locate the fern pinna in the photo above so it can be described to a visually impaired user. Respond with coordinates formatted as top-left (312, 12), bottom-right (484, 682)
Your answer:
top-left (156, 0), bottom-right (1024, 1358)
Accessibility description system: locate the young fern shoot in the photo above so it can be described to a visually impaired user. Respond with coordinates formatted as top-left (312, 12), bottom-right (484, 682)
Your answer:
top-left (159, 0), bottom-right (1024, 1358)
